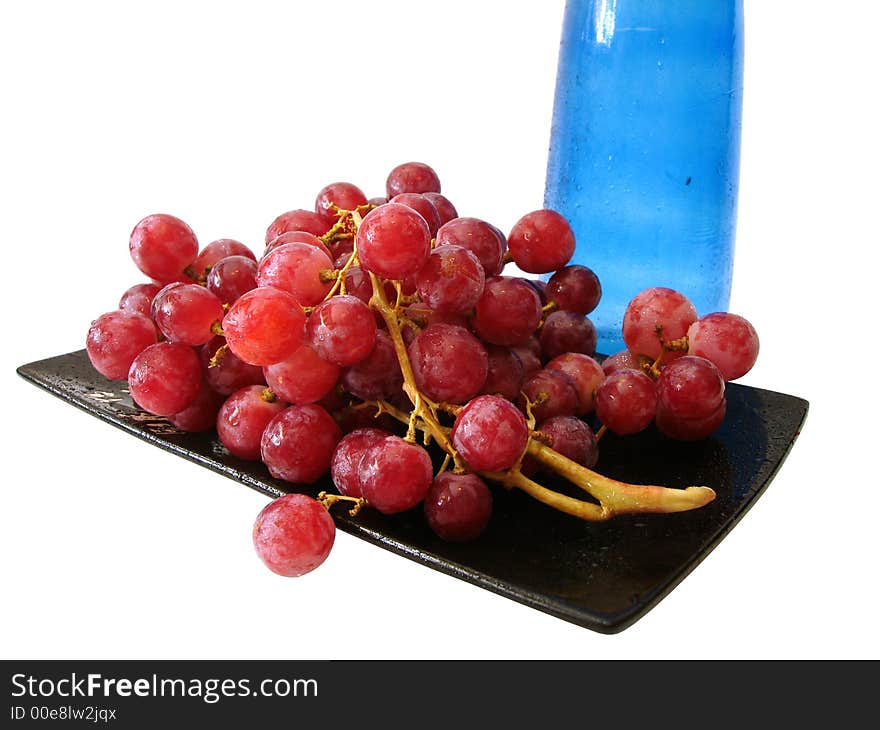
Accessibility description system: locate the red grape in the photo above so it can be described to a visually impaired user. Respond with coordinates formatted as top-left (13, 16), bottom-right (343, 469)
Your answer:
top-left (200, 336), bottom-right (265, 395)
top-left (687, 312), bottom-right (760, 381)
top-left (398, 272), bottom-right (419, 296)
top-left (307, 295), bottom-right (377, 367)
top-left (655, 356), bottom-right (725, 421)
top-left (423, 192), bottom-right (458, 226)
top-left (257, 242), bottom-right (334, 306)
top-left (129, 213), bottom-right (199, 284)
top-left (356, 203), bottom-right (431, 280)
top-left (510, 343), bottom-right (542, 379)
top-left (601, 350), bottom-right (643, 375)
top-left (253, 494), bottom-right (335, 577)
top-left (408, 324), bottom-right (488, 404)
top-left (150, 281), bottom-right (184, 321)
top-left (222, 287), bottom-right (306, 366)
top-left (265, 209), bottom-right (328, 244)
top-left (487, 223), bottom-right (508, 252)
top-left (546, 265), bottom-right (602, 315)
top-left (342, 266), bottom-right (373, 305)
top-left (424, 472), bottom-right (493, 542)
top-left (152, 282), bottom-right (224, 346)
top-left (656, 397), bottom-right (727, 441)
top-left (86, 310), bottom-right (157, 381)
top-left (191, 239), bottom-right (255, 278)
top-left (539, 310), bottom-right (597, 360)
top-left (525, 278), bottom-right (549, 305)
top-left (545, 353), bottom-right (605, 415)
top-left (357, 436), bottom-right (433, 514)
top-left (330, 241), bottom-right (355, 267)
top-left (216, 385), bottom-right (287, 460)
top-left (385, 161), bottom-right (441, 198)
top-left (119, 282), bottom-right (162, 319)
top-left (388, 193), bottom-right (442, 237)
top-left (400, 306), bottom-right (468, 346)
top-left (168, 378), bottom-right (225, 433)
top-left (264, 230), bottom-right (332, 260)
top-left (451, 395), bottom-right (529, 472)
top-left (415, 245), bottom-right (485, 314)
top-left (481, 345), bottom-right (524, 400)
top-left (128, 341), bottom-right (202, 416)
top-left (341, 330), bottom-right (404, 401)
top-left (315, 181), bottom-right (368, 224)
top-left (263, 343), bottom-right (340, 405)
top-left (261, 404), bottom-right (342, 483)
top-left (622, 287), bottom-right (697, 360)
top-left (206, 255), bottom-right (258, 305)
top-left (521, 334), bottom-right (543, 358)
top-left (330, 427), bottom-right (389, 498)
top-left (316, 382), bottom-right (348, 417)
top-left (519, 369), bottom-right (579, 422)
top-left (595, 368), bottom-right (657, 436)
top-left (335, 400), bottom-right (401, 436)
top-left (473, 276), bottom-right (542, 346)
top-left (435, 217), bottom-right (504, 277)
top-left (507, 210), bottom-right (575, 274)
top-left (537, 416), bottom-right (599, 469)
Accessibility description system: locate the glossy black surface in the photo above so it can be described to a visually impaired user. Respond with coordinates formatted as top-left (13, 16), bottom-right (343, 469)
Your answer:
top-left (18, 350), bottom-right (808, 633)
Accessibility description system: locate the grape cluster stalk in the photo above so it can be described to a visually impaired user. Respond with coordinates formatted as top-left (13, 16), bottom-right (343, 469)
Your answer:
top-left (87, 161), bottom-right (761, 578)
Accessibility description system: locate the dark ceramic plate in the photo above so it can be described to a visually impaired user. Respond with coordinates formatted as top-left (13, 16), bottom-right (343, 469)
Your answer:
top-left (18, 350), bottom-right (808, 633)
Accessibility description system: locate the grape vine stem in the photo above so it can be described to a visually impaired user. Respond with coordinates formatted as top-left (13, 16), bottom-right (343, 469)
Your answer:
top-left (364, 398), bottom-right (715, 521)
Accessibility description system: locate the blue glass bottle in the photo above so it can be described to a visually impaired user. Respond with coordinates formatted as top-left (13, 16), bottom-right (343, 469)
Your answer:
top-left (545, 0), bottom-right (744, 354)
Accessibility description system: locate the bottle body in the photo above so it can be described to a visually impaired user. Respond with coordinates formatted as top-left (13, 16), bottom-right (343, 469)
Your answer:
top-left (545, 0), bottom-right (744, 354)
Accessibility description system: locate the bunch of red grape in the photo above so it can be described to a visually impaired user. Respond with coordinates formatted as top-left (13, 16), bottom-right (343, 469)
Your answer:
top-left (85, 161), bottom-right (759, 579)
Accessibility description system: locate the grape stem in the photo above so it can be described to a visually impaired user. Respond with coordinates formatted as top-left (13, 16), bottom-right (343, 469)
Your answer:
top-left (436, 402), bottom-right (462, 416)
top-left (665, 336), bottom-right (689, 352)
top-left (365, 398), bottom-right (715, 521)
top-left (207, 343), bottom-right (228, 369)
top-left (319, 217), bottom-right (354, 246)
top-left (323, 243), bottom-right (360, 300)
top-left (183, 264), bottom-right (204, 283)
top-left (647, 326), bottom-right (690, 377)
top-left (398, 314), bottom-right (425, 336)
top-left (317, 491), bottom-right (366, 517)
top-left (520, 440), bottom-right (715, 518)
top-left (314, 208), bottom-right (366, 300)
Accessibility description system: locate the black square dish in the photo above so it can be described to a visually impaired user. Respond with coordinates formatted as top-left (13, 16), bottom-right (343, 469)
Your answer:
top-left (18, 350), bottom-right (807, 633)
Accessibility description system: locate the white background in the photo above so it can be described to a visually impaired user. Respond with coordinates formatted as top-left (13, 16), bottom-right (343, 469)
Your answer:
top-left (1, 1), bottom-right (878, 660)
